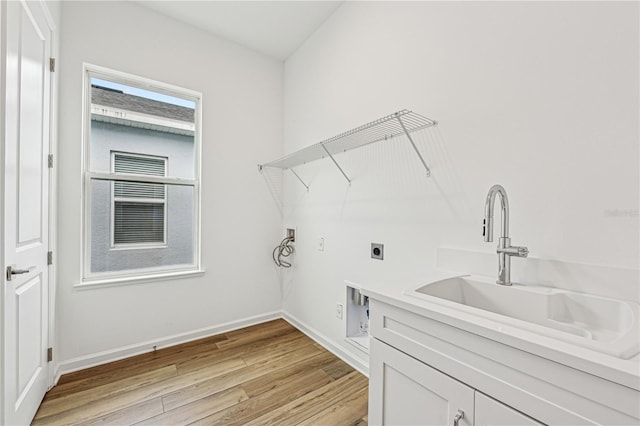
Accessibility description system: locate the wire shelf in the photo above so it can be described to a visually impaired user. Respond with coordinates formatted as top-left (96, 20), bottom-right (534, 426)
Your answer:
top-left (258, 109), bottom-right (437, 188)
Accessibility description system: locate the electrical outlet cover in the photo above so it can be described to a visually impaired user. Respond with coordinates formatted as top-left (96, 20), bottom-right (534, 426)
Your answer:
top-left (336, 303), bottom-right (343, 319)
top-left (371, 243), bottom-right (384, 260)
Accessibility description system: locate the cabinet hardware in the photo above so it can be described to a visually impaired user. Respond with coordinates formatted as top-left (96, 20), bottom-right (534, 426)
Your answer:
top-left (453, 409), bottom-right (464, 426)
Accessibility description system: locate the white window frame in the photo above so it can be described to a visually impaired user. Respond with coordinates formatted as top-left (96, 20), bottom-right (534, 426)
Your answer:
top-left (110, 151), bottom-right (168, 249)
top-left (80, 63), bottom-right (203, 287)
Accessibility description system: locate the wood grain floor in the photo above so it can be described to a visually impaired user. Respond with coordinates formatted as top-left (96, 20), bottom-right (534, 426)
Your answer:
top-left (32, 319), bottom-right (368, 425)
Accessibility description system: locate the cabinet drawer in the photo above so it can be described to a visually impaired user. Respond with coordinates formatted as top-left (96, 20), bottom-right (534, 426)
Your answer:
top-left (475, 392), bottom-right (543, 426)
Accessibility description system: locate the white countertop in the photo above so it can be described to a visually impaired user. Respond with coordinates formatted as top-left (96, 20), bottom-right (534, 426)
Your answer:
top-left (361, 272), bottom-right (640, 391)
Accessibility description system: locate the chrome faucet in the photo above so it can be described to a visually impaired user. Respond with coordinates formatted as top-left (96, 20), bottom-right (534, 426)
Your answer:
top-left (483, 184), bottom-right (529, 285)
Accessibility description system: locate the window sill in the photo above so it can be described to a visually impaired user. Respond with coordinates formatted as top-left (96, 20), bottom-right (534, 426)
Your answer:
top-left (75, 268), bottom-right (206, 290)
top-left (109, 244), bottom-right (169, 251)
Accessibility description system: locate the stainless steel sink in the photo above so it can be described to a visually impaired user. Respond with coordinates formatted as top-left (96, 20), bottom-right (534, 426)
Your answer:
top-left (407, 276), bottom-right (639, 359)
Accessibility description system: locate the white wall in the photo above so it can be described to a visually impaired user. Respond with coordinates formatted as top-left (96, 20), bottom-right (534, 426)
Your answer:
top-left (56, 1), bottom-right (284, 369)
top-left (282, 2), bottom-right (639, 370)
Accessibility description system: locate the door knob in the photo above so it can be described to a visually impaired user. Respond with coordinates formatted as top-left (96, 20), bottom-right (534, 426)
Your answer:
top-left (6, 265), bottom-right (35, 281)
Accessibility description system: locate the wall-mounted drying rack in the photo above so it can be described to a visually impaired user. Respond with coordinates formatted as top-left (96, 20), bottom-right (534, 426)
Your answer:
top-left (258, 109), bottom-right (437, 190)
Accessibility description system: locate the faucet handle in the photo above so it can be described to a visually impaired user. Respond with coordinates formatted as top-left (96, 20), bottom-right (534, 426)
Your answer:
top-left (498, 245), bottom-right (529, 257)
top-left (517, 246), bottom-right (529, 258)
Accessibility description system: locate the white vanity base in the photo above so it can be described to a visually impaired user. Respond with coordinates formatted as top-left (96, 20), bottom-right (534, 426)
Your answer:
top-left (367, 298), bottom-right (640, 425)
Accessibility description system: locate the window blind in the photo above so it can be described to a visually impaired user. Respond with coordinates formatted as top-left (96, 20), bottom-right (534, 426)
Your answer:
top-left (113, 153), bottom-right (166, 245)
top-left (114, 202), bottom-right (165, 244)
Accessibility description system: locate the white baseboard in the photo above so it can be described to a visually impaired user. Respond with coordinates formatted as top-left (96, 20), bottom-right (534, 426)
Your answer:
top-left (52, 365), bottom-right (63, 389)
top-left (282, 312), bottom-right (369, 377)
top-left (54, 310), bottom-right (282, 383)
top-left (53, 310), bottom-right (369, 386)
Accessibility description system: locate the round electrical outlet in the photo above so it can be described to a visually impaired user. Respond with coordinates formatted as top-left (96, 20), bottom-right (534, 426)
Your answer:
top-left (371, 243), bottom-right (384, 260)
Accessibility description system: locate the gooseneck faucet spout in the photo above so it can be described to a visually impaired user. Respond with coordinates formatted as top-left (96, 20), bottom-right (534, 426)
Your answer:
top-left (483, 185), bottom-right (529, 286)
top-left (483, 185), bottom-right (509, 243)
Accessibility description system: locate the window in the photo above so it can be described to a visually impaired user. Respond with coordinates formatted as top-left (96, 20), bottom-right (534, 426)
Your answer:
top-left (82, 64), bottom-right (202, 284)
top-left (112, 152), bottom-right (167, 246)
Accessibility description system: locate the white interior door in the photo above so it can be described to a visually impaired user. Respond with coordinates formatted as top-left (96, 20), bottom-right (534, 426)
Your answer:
top-left (3, 1), bottom-right (52, 424)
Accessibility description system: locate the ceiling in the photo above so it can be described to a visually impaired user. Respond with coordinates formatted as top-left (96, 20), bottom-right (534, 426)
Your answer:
top-left (134, 1), bottom-right (344, 61)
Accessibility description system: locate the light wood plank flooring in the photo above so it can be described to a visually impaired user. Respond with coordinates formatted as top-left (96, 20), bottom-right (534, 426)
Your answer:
top-left (32, 319), bottom-right (368, 425)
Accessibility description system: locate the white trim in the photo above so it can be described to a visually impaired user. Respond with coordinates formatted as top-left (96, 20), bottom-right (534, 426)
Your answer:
top-left (0, 0), bottom-right (6, 414)
top-left (193, 94), bottom-right (202, 279)
top-left (53, 311), bottom-right (370, 386)
top-left (46, 0), bottom-right (59, 390)
top-left (53, 311), bottom-right (282, 383)
top-left (77, 267), bottom-right (205, 289)
top-left (345, 334), bottom-right (370, 354)
top-left (88, 172), bottom-right (196, 186)
top-left (85, 63), bottom-right (201, 101)
top-left (108, 243), bottom-right (168, 252)
top-left (38, 0), bottom-right (56, 32)
top-left (81, 63), bottom-right (91, 286)
top-left (282, 312), bottom-right (369, 377)
top-left (92, 104), bottom-right (195, 135)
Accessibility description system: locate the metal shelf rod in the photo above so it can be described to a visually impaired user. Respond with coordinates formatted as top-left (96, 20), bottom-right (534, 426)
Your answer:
top-left (289, 168), bottom-right (309, 191)
top-left (321, 143), bottom-right (351, 184)
top-left (396, 114), bottom-right (431, 177)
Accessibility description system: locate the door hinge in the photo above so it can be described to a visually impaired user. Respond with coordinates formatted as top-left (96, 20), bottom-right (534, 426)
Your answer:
top-left (47, 347), bottom-right (53, 362)
top-left (48, 154), bottom-right (54, 168)
top-left (47, 251), bottom-right (53, 265)
top-left (49, 58), bottom-right (56, 72)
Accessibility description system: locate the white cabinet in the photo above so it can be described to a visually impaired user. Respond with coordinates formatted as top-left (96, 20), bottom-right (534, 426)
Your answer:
top-left (370, 338), bottom-right (541, 426)
top-left (370, 338), bottom-right (474, 425)
top-left (367, 298), bottom-right (640, 425)
top-left (475, 393), bottom-right (541, 426)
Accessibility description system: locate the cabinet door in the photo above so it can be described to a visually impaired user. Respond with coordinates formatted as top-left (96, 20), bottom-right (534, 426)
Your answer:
top-left (369, 338), bottom-right (474, 426)
top-left (475, 392), bottom-right (543, 426)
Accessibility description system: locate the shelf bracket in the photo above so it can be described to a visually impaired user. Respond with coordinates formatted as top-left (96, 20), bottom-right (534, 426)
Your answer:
top-left (396, 115), bottom-right (431, 177)
top-left (289, 168), bottom-right (310, 191)
top-left (321, 144), bottom-right (351, 184)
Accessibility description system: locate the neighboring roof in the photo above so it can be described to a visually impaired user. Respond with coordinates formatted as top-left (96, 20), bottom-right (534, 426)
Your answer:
top-left (91, 85), bottom-right (194, 123)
